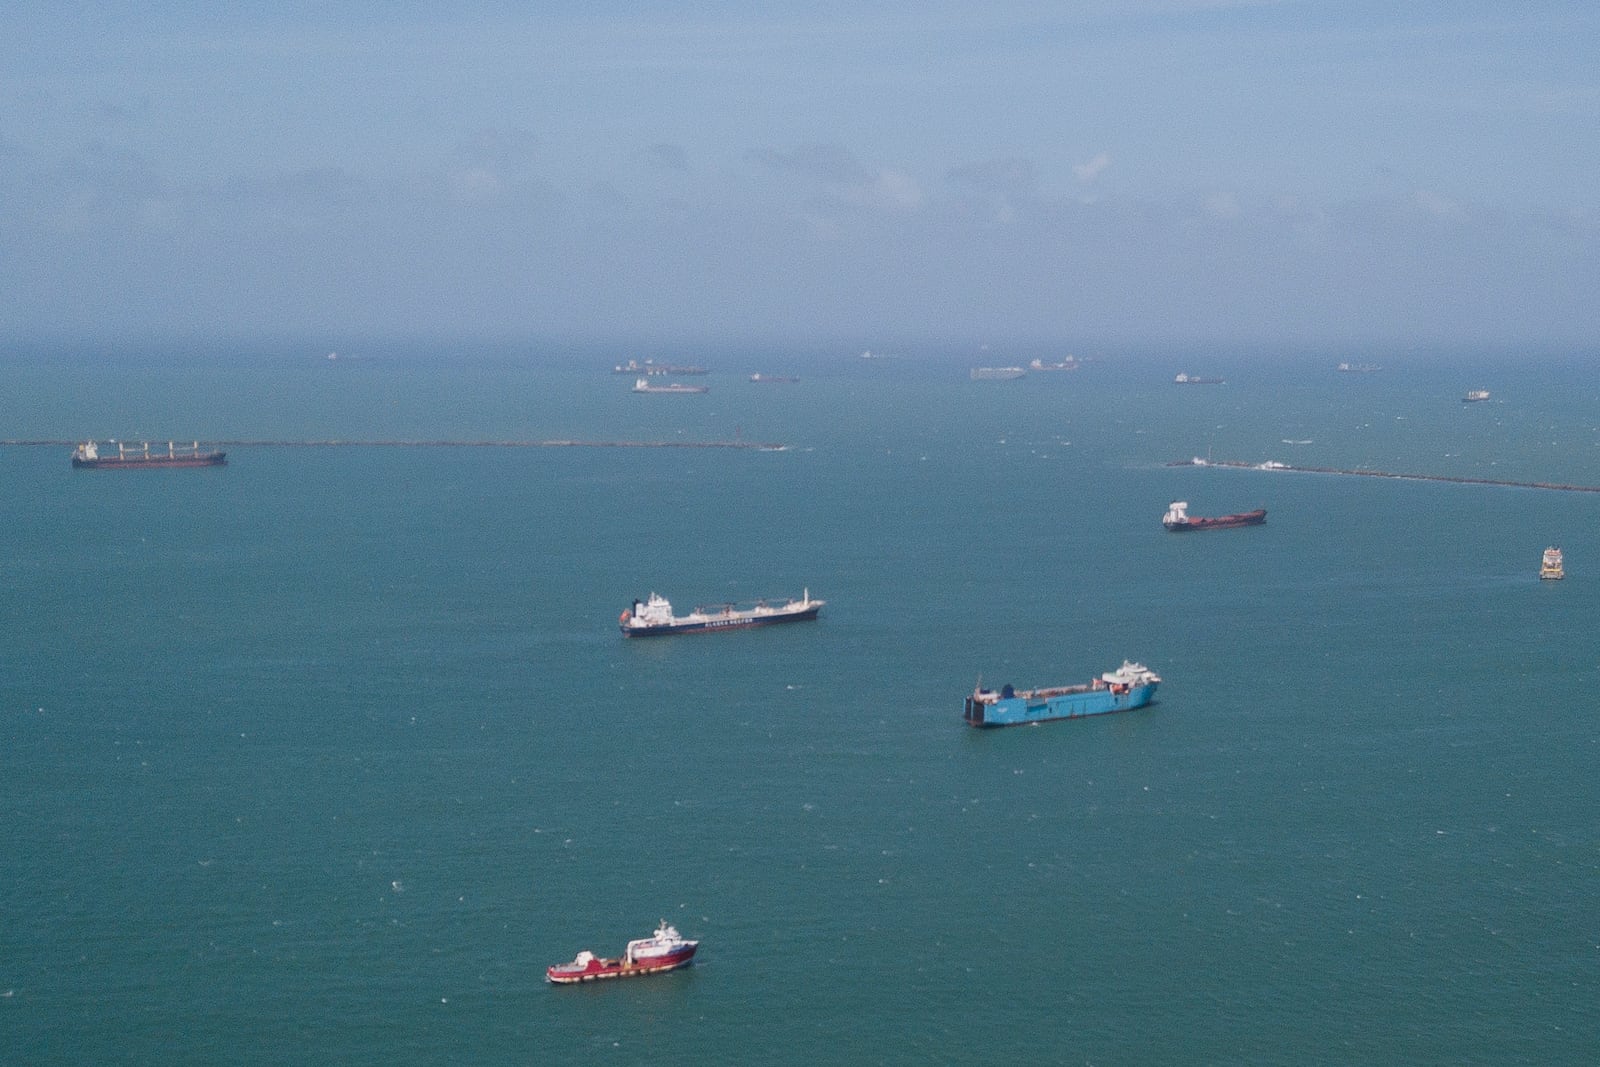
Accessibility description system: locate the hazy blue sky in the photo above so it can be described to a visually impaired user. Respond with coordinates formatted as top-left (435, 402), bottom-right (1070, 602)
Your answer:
top-left (4, 2), bottom-right (1597, 348)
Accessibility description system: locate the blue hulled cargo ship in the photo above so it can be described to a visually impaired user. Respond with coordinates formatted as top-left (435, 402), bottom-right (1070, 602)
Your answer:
top-left (963, 661), bottom-right (1161, 728)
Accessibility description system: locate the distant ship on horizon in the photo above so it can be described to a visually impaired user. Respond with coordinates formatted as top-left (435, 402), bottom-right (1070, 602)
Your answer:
top-left (632, 378), bottom-right (707, 394)
top-left (614, 359), bottom-right (707, 376)
top-left (71, 440), bottom-right (227, 469)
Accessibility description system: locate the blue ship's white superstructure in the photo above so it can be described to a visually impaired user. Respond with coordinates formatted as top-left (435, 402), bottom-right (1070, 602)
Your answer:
top-left (963, 661), bottom-right (1161, 727)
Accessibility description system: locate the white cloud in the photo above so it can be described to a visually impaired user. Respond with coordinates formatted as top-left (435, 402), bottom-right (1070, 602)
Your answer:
top-left (642, 143), bottom-right (690, 171)
top-left (749, 144), bottom-right (870, 185)
top-left (1204, 191), bottom-right (1242, 219)
top-left (869, 169), bottom-right (923, 211)
top-left (448, 166), bottom-right (502, 202)
top-left (136, 197), bottom-right (180, 232)
top-left (1413, 189), bottom-right (1461, 219)
top-left (1073, 152), bottom-right (1112, 184)
top-left (948, 158), bottom-right (1036, 196)
top-left (753, 144), bottom-right (921, 214)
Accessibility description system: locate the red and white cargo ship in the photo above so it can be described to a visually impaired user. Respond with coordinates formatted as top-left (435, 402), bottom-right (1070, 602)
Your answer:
top-left (546, 921), bottom-right (699, 984)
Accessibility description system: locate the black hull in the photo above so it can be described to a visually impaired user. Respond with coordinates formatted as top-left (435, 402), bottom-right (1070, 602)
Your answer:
top-left (72, 453), bottom-right (227, 469)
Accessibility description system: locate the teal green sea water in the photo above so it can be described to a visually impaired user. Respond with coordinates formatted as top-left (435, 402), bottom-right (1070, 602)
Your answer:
top-left (2, 344), bottom-right (1597, 1064)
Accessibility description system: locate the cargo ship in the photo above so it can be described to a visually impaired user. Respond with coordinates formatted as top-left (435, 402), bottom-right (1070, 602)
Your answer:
top-left (547, 921), bottom-right (698, 984)
top-left (632, 377), bottom-right (708, 394)
top-left (1173, 373), bottom-right (1224, 384)
top-left (1541, 547), bottom-right (1564, 580)
top-left (1029, 357), bottom-right (1080, 371)
top-left (71, 441), bottom-right (226, 469)
top-left (1162, 501), bottom-right (1266, 531)
top-left (970, 366), bottom-right (1026, 380)
top-left (613, 359), bottom-right (708, 376)
top-left (1463, 389), bottom-right (1491, 403)
top-left (749, 373), bottom-right (799, 383)
top-left (620, 589), bottom-right (822, 636)
top-left (964, 661), bottom-right (1161, 728)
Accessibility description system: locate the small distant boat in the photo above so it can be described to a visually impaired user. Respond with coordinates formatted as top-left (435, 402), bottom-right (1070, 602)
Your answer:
top-left (71, 441), bottom-right (226, 469)
top-left (749, 373), bottom-right (799, 383)
top-left (1463, 389), bottom-right (1491, 403)
top-left (1162, 501), bottom-right (1266, 531)
top-left (970, 366), bottom-right (1025, 381)
top-left (614, 359), bottom-right (708, 376)
top-left (547, 921), bottom-right (699, 985)
top-left (1174, 373), bottom-right (1224, 385)
top-left (633, 377), bottom-right (708, 394)
top-left (621, 589), bottom-right (823, 636)
top-left (1540, 547), bottom-right (1564, 580)
top-left (964, 661), bottom-right (1161, 727)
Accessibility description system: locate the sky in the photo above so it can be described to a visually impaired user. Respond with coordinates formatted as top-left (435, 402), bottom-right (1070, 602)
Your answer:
top-left (3, 2), bottom-right (1598, 350)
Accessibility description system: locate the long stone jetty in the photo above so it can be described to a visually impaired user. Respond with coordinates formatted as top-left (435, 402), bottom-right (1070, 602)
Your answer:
top-left (1168, 457), bottom-right (1600, 493)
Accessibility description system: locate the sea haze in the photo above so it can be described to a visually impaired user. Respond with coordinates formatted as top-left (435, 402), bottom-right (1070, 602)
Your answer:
top-left (2, 344), bottom-right (1597, 1064)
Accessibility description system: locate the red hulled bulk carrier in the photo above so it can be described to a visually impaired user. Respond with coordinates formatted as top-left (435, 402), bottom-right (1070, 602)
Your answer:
top-left (1162, 501), bottom-right (1265, 531)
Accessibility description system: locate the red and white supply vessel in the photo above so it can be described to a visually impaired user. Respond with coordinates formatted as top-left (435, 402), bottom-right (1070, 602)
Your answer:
top-left (546, 921), bottom-right (699, 984)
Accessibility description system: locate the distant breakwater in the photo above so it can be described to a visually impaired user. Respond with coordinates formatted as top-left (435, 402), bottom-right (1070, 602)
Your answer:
top-left (4, 438), bottom-right (785, 451)
top-left (1169, 457), bottom-right (1600, 494)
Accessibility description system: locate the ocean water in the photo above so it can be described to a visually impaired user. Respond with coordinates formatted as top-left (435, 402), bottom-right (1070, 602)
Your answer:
top-left (2, 343), bottom-right (1597, 1065)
